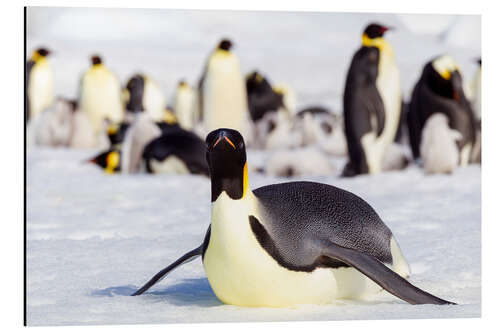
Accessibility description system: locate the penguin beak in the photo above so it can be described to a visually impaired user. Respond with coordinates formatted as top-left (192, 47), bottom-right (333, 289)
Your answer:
top-left (212, 134), bottom-right (236, 150)
top-left (381, 26), bottom-right (394, 33)
top-left (85, 158), bottom-right (97, 164)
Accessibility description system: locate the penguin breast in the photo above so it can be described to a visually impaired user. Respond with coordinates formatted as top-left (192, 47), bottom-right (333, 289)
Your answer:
top-left (203, 192), bottom-right (380, 307)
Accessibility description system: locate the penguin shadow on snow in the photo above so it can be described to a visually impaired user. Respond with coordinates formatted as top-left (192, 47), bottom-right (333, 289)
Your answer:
top-left (91, 278), bottom-right (221, 307)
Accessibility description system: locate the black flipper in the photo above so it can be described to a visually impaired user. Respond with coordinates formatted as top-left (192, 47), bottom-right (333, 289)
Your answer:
top-left (318, 240), bottom-right (455, 305)
top-left (132, 246), bottom-right (202, 296)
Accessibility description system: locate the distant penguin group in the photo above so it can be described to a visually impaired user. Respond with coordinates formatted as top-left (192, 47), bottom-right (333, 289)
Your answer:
top-left (28, 28), bottom-right (480, 178)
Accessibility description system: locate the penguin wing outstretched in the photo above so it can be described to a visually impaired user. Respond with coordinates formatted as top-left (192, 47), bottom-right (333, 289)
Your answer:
top-left (132, 226), bottom-right (211, 296)
top-left (131, 247), bottom-right (203, 296)
top-left (315, 239), bottom-right (454, 305)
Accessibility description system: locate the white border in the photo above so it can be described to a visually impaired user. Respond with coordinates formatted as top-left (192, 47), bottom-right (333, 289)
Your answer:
top-left (1, 0), bottom-right (498, 332)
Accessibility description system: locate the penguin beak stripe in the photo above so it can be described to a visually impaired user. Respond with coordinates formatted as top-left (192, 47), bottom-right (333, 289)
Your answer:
top-left (213, 136), bottom-right (222, 148)
top-left (224, 137), bottom-right (236, 149)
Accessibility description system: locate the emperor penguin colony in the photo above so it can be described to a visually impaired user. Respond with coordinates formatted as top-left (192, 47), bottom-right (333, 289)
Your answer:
top-left (26, 12), bottom-right (481, 323)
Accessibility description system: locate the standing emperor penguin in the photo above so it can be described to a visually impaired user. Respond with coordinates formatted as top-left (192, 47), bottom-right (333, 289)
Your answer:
top-left (342, 23), bottom-right (402, 177)
top-left (407, 55), bottom-right (476, 166)
top-left (123, 74), bottom-right (166, 122)
top-left (198, 39), bottom-right (252, 141)
top-left (174, 80), bottom-right (196, 130)
top-left (79, 55), bottom-right (124, 134)
top-left (26, 47), bottom-right (54, 121)
top-left (132, 128), bottom-right (455, 306)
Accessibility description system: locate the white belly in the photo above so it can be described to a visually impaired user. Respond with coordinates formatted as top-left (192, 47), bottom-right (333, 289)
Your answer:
top-left (203, 192), bottom-right (389, 307)
top-left (143, 78), bottom-right (166, 122)
top-left (28, 62), bottom-right (54, 119)
top-left (149, 156), bottom-right (190, 174)
top-left (202, 54), bottom-right (251, 140)
top-left (80, 69), bottom-right (124, 133)
top-left (362, 54), bottom-right (402, 174)
top-left (175, 87), bottom-right (196, 130)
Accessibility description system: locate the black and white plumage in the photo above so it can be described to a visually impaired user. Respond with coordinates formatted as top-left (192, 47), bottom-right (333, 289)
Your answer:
top-left (123, 74), bottom-right (166, 122)
top-left (132, 128), bottom-right (454, 307)
top-left (343, 23), bottom-right (401, 177)
top-left (142, 127), bottom-right (209, 176)
top-left (246, 71), bottom-right (285, 122)
top-left (407, 55), bottom-right (476, 166)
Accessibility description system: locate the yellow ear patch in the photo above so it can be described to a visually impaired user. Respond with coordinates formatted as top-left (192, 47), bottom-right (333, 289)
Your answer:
top-left (242, 162), bottom-right (249, 197)
top-left (105, 151), bottom-right (120, 174)
top-left (432, 56), bottom-right (459, 80)
top-left (31, 51), bottom-right (45, 63)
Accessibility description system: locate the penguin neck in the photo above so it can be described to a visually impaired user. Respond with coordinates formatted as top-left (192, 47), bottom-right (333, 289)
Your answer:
top-left (31, 54), bottom-right (47, 64)
top-left (91, 63), bottom-right (105, 71)
top-left (362, 34), bottom-right (394, 59)
top-left (210, 162), bottom-right (251, 203)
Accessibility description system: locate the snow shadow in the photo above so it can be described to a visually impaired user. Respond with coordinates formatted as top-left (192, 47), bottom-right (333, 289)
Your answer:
top-left (92, 278), bottom-right (221, 307)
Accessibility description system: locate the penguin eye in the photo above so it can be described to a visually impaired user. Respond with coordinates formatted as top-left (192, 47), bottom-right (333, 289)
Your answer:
top-left (321, 122), bottom-right (333, 134)
top-left (268, 120), bottom-right (277, 132)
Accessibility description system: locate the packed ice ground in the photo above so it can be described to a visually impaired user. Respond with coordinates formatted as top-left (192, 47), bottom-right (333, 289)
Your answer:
top-left (26, 8), bottom-right (481, 326)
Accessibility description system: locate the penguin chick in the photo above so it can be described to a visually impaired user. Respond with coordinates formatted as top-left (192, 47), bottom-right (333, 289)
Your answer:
top-left (33, 97), bottom-right (74, 147)
top-left (120, 113), bottom-right (162, 174)
top-left (254, 110), bottom-right (302, 150)
top-left (264, 148), bottom-right (335, 178)
top-left (294, 107), bottom-right (347, 156)
top-left (88, 149), bottom-right (121, 174)
top-left (420, 113), bottom-right (462, 174)
top-left (67, 99), bottom-right (105, 149)
top-left (381, 143), bottom-right (410, 172)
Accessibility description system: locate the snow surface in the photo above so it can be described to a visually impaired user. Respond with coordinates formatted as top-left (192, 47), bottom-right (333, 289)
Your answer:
top-left (26, 7), bottom-right (481, 326)
top-left (27, 148), bottom-right (481, 325)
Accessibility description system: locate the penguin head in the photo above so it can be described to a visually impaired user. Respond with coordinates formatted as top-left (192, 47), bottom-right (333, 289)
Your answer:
top-left (90, 55), bottom-right (103, 66)
top-left (363, 23), bottom-right (391, 39)
top-left (430, 55), bottom-right (464, 100)
top-left (205, 128), bottom-right (248, 202)
top-left (246, 71), bottom-right (272, 94)
top-left (32, 47), bottom-right (51, 62)
top-left (88, 150), bottom-right (121, 174)
top-left (217, 39), bottom-right (233, 52)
